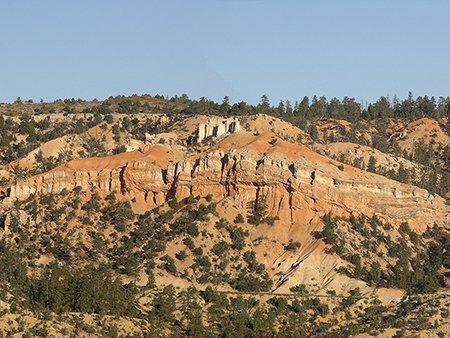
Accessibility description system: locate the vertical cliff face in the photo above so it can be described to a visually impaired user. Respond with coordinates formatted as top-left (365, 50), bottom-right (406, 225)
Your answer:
top-left (196, 117), bottom-right (241, 143)
top-left (4, 137), bottom-right (448, 232)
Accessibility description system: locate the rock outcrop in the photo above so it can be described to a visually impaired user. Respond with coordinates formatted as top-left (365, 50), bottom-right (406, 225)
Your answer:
top-left (4, 132), bottom-right (448, 231)
top-left (196, 117), bottom-right (240, 143)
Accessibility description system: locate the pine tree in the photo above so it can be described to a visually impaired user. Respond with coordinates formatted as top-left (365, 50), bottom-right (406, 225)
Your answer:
top-left (309, 124), bottom-right (319, 142)
top-left (367, 155), bottom-right (377, 173)
top-left (257, 95), bottom-right (270, 113)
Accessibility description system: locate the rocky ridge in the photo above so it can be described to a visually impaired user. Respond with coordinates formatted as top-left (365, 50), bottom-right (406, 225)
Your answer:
top-left (4, 131), bottom-right (447, 232)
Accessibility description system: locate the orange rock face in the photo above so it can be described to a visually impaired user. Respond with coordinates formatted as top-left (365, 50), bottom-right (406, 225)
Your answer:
top-left (5, 132), bottom-right (448, 232)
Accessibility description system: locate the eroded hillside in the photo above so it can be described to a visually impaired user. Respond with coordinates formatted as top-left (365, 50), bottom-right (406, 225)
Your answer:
top-left (0, 95), bottom-right (449, 337)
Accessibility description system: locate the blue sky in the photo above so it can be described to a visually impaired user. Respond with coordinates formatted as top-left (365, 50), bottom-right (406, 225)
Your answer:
top-left (1, 0), bottom-right (449, 105)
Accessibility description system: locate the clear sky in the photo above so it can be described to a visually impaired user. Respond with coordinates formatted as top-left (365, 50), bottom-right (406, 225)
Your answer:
top-left (1, 0), bottom-right (449, 105)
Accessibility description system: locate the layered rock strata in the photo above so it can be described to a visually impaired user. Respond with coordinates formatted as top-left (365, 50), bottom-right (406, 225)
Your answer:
top-left (5, 143), bottom-right (448, 231)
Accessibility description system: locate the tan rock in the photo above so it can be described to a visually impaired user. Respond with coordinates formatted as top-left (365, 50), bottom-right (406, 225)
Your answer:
top-left (4, 132), bottom-right (448, 232)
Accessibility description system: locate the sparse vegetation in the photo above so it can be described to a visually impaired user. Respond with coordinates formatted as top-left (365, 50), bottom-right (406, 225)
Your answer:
top-left (321, 214), bottom-right (449, 294)
top-left (0, 93), bottom-right (448, 336)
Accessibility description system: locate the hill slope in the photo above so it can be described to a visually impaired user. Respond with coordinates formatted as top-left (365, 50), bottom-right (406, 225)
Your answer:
top-left (0, 98), bottom-right (449, 337)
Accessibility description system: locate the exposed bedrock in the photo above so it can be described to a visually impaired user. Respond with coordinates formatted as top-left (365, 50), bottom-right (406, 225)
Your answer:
top-left (5, 149), bottom-right (448, 231)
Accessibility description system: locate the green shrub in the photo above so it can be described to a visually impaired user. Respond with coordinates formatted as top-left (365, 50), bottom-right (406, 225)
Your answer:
top-left (284, 241), bottom-right (301, 251)
top-left (212, 241), bottom-right (229, 256)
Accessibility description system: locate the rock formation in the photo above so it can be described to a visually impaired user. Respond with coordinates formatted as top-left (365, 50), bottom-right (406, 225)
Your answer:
top-left (196, 117), bottom-right (241, 143)
top-left (4, 132), bottom-right (448, 232)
